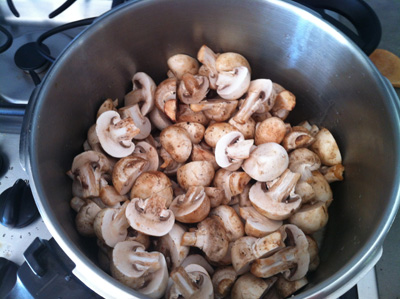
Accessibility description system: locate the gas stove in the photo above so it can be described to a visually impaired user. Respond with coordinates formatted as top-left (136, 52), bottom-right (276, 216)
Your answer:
top-left (0, 0), bottom-right (399, 298)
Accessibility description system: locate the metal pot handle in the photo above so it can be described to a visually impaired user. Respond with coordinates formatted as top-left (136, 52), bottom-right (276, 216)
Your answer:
top-left (291, 0), bottom-right (381, 55)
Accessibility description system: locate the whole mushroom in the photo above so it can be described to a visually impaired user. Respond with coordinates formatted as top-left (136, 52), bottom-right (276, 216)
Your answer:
top-left (124, 72), bottom-right (156, 116)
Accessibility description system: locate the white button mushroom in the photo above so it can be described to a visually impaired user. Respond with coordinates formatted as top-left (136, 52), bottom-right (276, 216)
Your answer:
top-left (177, 73), bottom-right (209, 104)
top-left (160, 126), bottom-right (192, 163)
top-left (239, 206), bottom-right (283, 238)
top-left (288, 148), bottom-right (321, 181)
top-left (190, 98), bottom-right (239, 122)
top-left (96, 110), bottom-right (140, 158)
top-left (70, 197), bottom-right (102, 237)
top-left (110, 240), bottom-right (168, 298)
top-left (96, 98), bottom-right (118, 119)
top-left (289, 202), bottom-right (329, 234)
top-left (275, 275), bottom-right (308, 298)
top-left (124, 72), bottom-right (156, 116)
top-left (282, 126), bottom-right (315, 151)
top-left (204, 122), bottom-right (238, 148)
top-left (191, 144), bottom-right (219, 170)
top-left (197, 45), bottom-right (219, 90)
top-left (126, 195), bottom-right (175, 237)
top-left (155, 77), bottom-right (178, 122)
top-left (310, 127), bottom-right (342, 166)
top-left (177, 161), bottom-right (215, 190)
top-left (242, 142), bottom-right (289, 182)
top-left (216, 66), bottom-right (250, 100)
top-left (320, 164), bottom-right (345, 183)
top-left (215, 52), bottom-right (251, 74)
top-left (210, 205), bottom-right (245, 242)
top-left (255, 116), bottom-right (287, 145)
top-left (119, 104), bottom-right (152, 140)
top-left (176, 103), bottom-right (209, 125)
top-left (212, 266), bottom-right (237, 299)
top-left (167, 54), bottom-right (199, 80)
top-left (231, 273), bottom-right (275, 299)
top-left (270, 89), bottom-right (296, 120)
top-left (173, 122), bottom-right (206, 144)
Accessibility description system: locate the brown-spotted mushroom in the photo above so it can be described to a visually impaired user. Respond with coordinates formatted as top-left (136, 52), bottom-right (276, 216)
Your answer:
top-left (288, 201), bottom-right (329, 234)
top-left (96, 110), bottom-right (140, 158)
top-left (126, 195), bottom-right (175, 237)
top-left (155, 78), bottom-right (178, 122)
top-left (242, 142), bottom-right (289, 182)
top-left (210, 205), bottom-right (244, 242)
top-left (71, 151), bottom-right (111, 198)
top-left (70, 197), bottom-right (102, 237)
top-left (255, 117), bottom-right (287, 145)
top-left (177, 161), bottom-right (215, 190)
top-left (167, 54), bottom-right (199, 80)
top-left (160, 125), bottom-right (192, 163)
top-left (231, 273), bottom-right (276, 299)
top-left (197, 45), bottom-right (219, 90)
top-left (310, 128), bottom-right (342, 166)
top-left (110, 240), bottom-right (168, 299)
top-left (190, 98), bottom-right (238, 122)
top-left (177, 73), bottom-right (209, 104)
top-left (239, 206), bottom-right (283, 238)
top-left (119, 104), bottom-right (152, 140)
top-left (124, 72), bottom-right (156, 116)
top-left (204, 122), bottom-right (239, 148)
top-left (169, 186), bottom-right (210, 223)
top-left (212, 266), bottom-right (237, 299)
top-left (249, 169), bottom-right (301, 220)
top-left (216, 66), bottom-right (250, 100)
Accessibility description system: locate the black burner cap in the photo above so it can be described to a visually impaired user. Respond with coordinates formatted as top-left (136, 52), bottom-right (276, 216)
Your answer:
top-left (14, 42), bottom-right (50, 72)
top-left (0, 179), bottom-right (39, 228)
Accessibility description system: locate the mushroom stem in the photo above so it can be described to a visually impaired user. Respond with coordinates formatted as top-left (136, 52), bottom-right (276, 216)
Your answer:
top-left (251, 247), bottom-right (298, 278)
top-left (225, 139), bottom-right (254, 161)
top-left (129, 249), bottom-right (162, 273)
top-left (170, 267), bottom-right (199, 298)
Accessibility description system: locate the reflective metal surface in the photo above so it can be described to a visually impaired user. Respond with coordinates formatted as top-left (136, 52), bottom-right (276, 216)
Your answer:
top-left (22, 0), bottom-right (400, 298)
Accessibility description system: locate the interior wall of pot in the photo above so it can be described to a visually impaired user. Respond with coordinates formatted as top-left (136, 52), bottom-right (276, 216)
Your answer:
top-left (29, 0), bottom-right (399, 294)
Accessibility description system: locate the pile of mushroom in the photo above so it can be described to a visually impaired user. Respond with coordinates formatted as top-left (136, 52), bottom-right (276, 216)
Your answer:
top-left (68, 45), bottom-right (345, 298)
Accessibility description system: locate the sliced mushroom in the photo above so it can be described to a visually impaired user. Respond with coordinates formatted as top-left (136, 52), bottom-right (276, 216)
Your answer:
top-left (87, 124), bottom-right (104, 153)
top-left (130, 171), bottom-right (173, 207)
top-left (125, 227), bottom-right (151, 250)
top-left (96, 110), bottom-right (140, 157)
top-left (289, 202), bottom-right (329, 234)
top-left (255, 117), bottom-right (287, 145)
top-left (149, 105), bottom-right (173, 130)
top-left (167, 266), bottom-right (213, 299)
top-left (216, 52), bottom-right (251, 73)
top-left (167, 54), bottom-right (199, 80)
top-left (173, 122), bottom-right (205, 144)
top-left (155, 77), bottom-right (178, 122)
top-left (210, 205), bottom-right (244, 242)
top-left (204, 187), bottom-right (227, 208)
top-left (275, 275), bottom-right (308, 298)
top-left (251, 224), bottom-right (310, 281)
top-left (306, 235), bottom-right (320, 272)
top-left (231, 273), bottom-right (276, 299)
top-left (204, 122), bottom-right (238, 148)
top-left (320, 164), bottom-right (345, 183)
top-left (190, 98), bottom-right (238, 122)
top-left (197, 45), bottom-right (219, 90)
top-left (212, 266), bottom-right (237, 299)
top-left (97, 98), bottom-right (118, 118)
top-left (119, 104), bottom-right (152, 140)
top-left (288, 148), bottom-right (321, 181)
top-left (110, 240), bottom-right (168, 298)
top-left (176, 104), bottom-right (209, 125)
top-left (160, 126), bottom-right (192, 163)
top-left (71, 151), bottom-right (111, 198)
top-left (270, 90), bottom-right (296, 120)
top-left (306, 170), bottom-right (333, 206)
top-left (181, 254), bottom-right (215, 276)
top-left (99, 183), bottom-right (127, 206)
top-left (133, 141), bottom-right (159, 171)
top-left (239, 206), bottom-right (283, 238)
top-left (216, 66), bottom-right (250, 100)
top-left (124, 72), bottom-right (156, 116)
top-left (229, 116), bottom-right (256, 139)
top-left (181, 216), bottom-right (229, 262)
top-left (242, 142), bottom-right (289, 182)
top-left (112, 155), bottom-right (149, 195)
top-left (233, 79), bottom-right (274, 124)
top-left (191, 144), bottom-right (219, 170)
top-left (177, 161), bottom-right (215, 190)
top-left (213, 168), bottom-right (251, 202)
top-left (177, 73), bottom-right (209, 104)
top-left (126, 195), bottom-right (175, 237)
top-left (238, 183), bottom-right (252, 207)
top-left (310, 128), bottom-right (342, 166)
top-left (249, 169), bottom-right (301, 220)
top-left (169, 186), bottom-right (211, 223)
top-left (155, 223), bottom-right (190, 271)
top-left (215, 131), bottom-right (254, 170)
top-left (94, 202), bottom-right (130, 247)
top-left (231, 232), bottom-right (286, 275)
top-left (282, 126), bottom-right (315, 151)
top-left (71, 197), bottom-right (102, 237)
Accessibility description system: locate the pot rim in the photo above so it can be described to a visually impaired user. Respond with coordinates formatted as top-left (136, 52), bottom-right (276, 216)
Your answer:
top-left (25, 0), bottom-right (400, 298)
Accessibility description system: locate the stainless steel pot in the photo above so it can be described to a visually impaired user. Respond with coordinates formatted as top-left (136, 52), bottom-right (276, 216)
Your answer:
top-left (22, 0), bottom-right (400, 297)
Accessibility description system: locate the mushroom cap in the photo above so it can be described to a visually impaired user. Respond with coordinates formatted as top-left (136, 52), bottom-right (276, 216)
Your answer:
top-left (306, 171), bottom-right (333, 205)
top-left (96, 110), bottom-right (139, 158)
top-left (191, 144), bottom-right (219, 171)
top-left (130, 171), bottom-right (173, 207)
top-left (119, 104), bottom-right (152, 140)
top-left (204, 122), bottom-right (238, 148)
top-left (212, 266), bottom-right (237, 299)
top-left (110, 240), bottom-right (168, 297)
top-left (282, 126), bottom-right (315, 151)
top-left (155, 223), bottom-right (190, 271)
top-left (181, 254), bottom-right (215, 276)
top-left (160, 126), bottom-right (192, 163)
top-left (197, 45), bottom-right (218, 89)
top-left (97, 98), bottom-right (117, 119)
top-left (255, 116), bottom-right (287, 145)
top-left (289, 202), bottom-right (329, 234)
top-left (216, 66), bottom-right (251, 100)
top-left (242, 142), bottom-right (289, 182)
top-left (177, 73), bottom-right (209, 104)
top-left (173, 122), bottom-right (205, 144)
top-left (177, 161), bottom-right (215, 190)
top-left (215, 52), bottom-right (251, 73)
top-left (231, 273), bottom-right (272, 299)
top-left (210, 205), bottom-right (244, 242)
top-left (75, 199), bottom-right (102, 237)
top-left (230, 236), bottom-right (257, 274)
top-left (167, 54), bottom-right (199, 80)
top-left (289, 148), bottom-right (321, 181)
top-left (191, 98), bottom-right (239, 122)
top-left (310, 128), bottom-right (342, 166)
top-left (124, 72), bottom-right (156, 116)
top-left (229, 116), bottom-right (256, 139)
top-left (112, 155), bottom-right (149, 195)
top-left (126, 196), bottom-right (175, 237)
top-left (133, 141), bottom-right (159, 172)
top-left (249, 169), bottom-right (301, 220)
top-left (149, 105), bottom-right (173, 131)
top-left (239, 206), bottom-right (283, 238)
top-left (169, 186), bottom-right (211, 223)
top-left (177, 103), bottom-right (209, 125)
